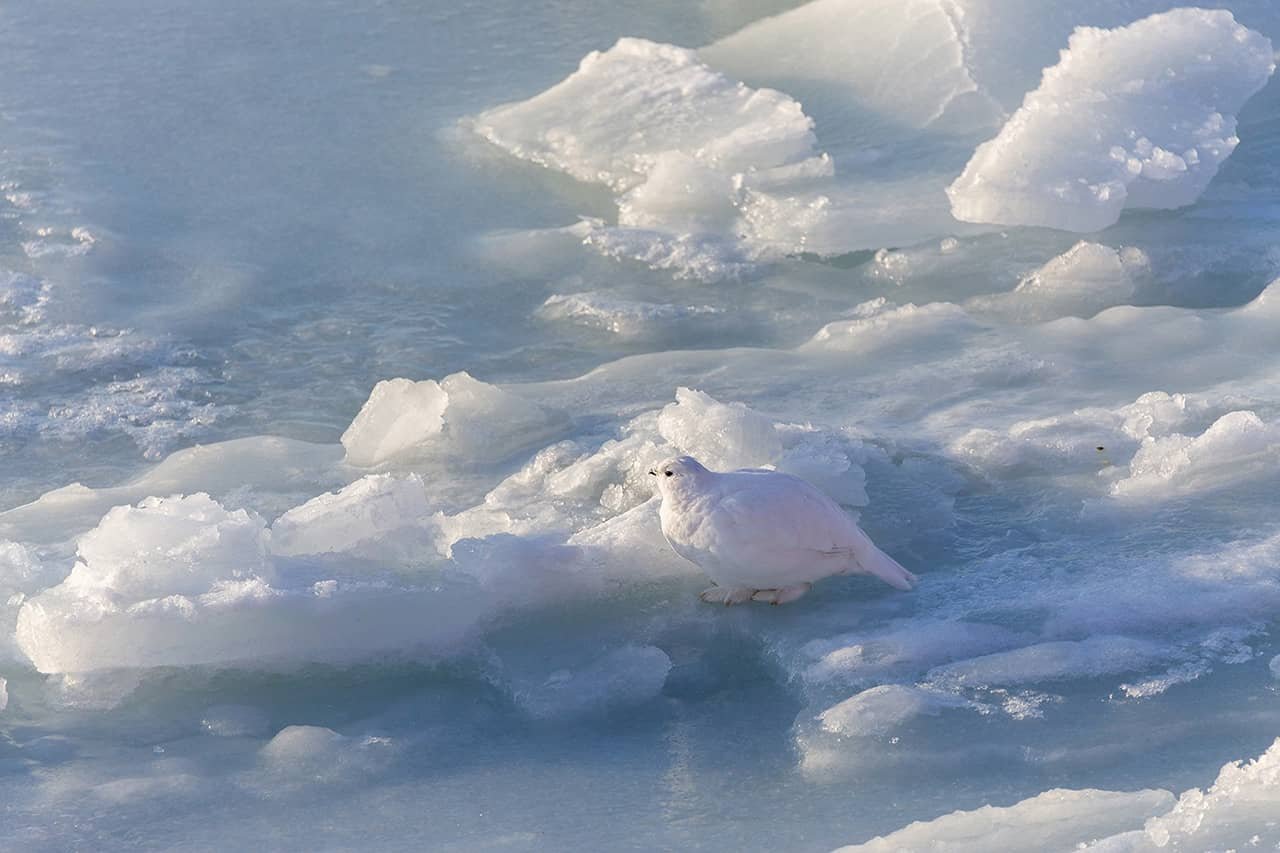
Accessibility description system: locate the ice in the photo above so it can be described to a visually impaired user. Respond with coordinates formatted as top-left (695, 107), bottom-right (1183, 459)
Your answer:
top-left (536, 292), bottom-right (724, 339)
top-left (13, 492), bottom-right (492, 674)
top-left (0, 676), bottom-right (6, 712)
top-left (5, 0), bottom-right (1280, 848)
top-left (969, 242), bottom-right (1151, 322)
top-left (269, 473), bottom-right (436, 561)
top-left (817, 684), bottom-right (972, 738)
top-left (469, 38), bottom-right (817, 193)
top-left (513, 645), bottom-right (672, 720)
top-left (836, 788), bottom-right (1176, 852)
top-left (1113, 410), bottom-right (1280, 498)
top-left (701, 0), bottom-right (1004, 130)
top-left (925, 636), bottom-right (1172, 688)
top-left (948, 9), bottom-right (1276, 231)
top-left (467, 37), bottom-right (831, 279)
top-left (657, 387), bottom-right (782, 470)
top-left (341, 372), bottom-right (568, 468)
top-left (1271, 655), bottom-right (1280, 678)
top-left (257, 725), bottom-right (397, 785)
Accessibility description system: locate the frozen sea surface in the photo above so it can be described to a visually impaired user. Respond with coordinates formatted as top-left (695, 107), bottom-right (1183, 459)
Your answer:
top-left (2, 1), bottom-right (1280, 850)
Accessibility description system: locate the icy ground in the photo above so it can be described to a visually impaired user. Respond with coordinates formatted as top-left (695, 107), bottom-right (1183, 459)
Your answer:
top-left (3, 0), bottom-right (1280, 850)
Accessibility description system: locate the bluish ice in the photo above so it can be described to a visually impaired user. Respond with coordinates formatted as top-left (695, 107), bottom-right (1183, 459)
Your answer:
top-left (2, 1), bottom-right (1280, 850)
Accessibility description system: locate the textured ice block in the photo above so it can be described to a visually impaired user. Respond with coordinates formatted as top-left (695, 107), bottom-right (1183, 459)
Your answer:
top-left (948, 9), bottom-right (1275, 231)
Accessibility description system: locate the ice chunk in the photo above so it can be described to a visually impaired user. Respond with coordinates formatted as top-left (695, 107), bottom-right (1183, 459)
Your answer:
top-left (657, 387), bottom-right (782, 470)
top-left (341, 372), bottom-right (567, 468)
top-left (926, 636), bottom-right (1171, 688)
top-left (836, 788), bottom-right (1175, 853)
top-left (258, 725), bottom-right (397, 784)
top-left (701, 0), bottom-right (1004, 130)
top-left (948, 9), bottom-right (1276, 231)
top-left (970, 242), bottom-right (1151, 322)
top-left (513, 645), bottom-right (672, 720)
top-left (15, 493), bottom-right (492, 674)
top-left (817, 684), bottom-right (970, 738)
top-left (1271, 655), bottom-right (1280, 679)
top-left (802, 301), bottom-right (977, 355)
top-left (339, 377), bottom-right (448, 468)
top-left (467, 38), bottom-right (831, 279)
top-left (61, 493), bottom-right (272, 599)
top-left (1113, 410), bottom-right (1280, 498)
top-left (470, 38), bottom-right (817, 193)
top-left (270, 473), bottom-right (435, 561)
top-left (0, 676), bottom-right (6, 712)
top-left (0, 436), bottom-right (343, 545)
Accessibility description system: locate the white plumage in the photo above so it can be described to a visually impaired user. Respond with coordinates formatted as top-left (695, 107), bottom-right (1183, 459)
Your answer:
top-left (651, 455), bottom-right (917, 605)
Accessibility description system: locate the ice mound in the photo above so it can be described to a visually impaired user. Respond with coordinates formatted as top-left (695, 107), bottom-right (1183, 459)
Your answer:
top-left (949, 390), bottom-right (1231, 480)
top-left (1113, 409), bottom-right (1280, 497)
top-left (513, 645), bottom-right (672, 720)
top-left (836, 788), bottom-right (1176, 853)
top-left (802, 301), bottom-right (977, 355)
top-left (269, 473), bottom-right (436, 562)
top-left (468, 38), bottom-right (831, 279)
top-left (341, 372), bottom-right (567, 468)
top-left (970, 242), bottom-right (1151, 322)
top-left (925, 636), bottom-right (1171, 688)
top-left (817, 684), bottom-right (971, 738)
top-left (948, 9), bottom-right (1276, 231)
top-left (14, 493), bottom-right (491, 673)
top-left (657, 386), bottom-right (782, 470)
top-left (701, 0), bottom-right (1004, 130)
top-left (536, 291), bottom-right (724, 339)
top-left (258, 725), bottom-right (397, 785)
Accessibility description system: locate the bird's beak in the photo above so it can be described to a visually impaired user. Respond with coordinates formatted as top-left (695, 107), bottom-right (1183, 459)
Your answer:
top-left (647, 469), bottom-right (656, 476)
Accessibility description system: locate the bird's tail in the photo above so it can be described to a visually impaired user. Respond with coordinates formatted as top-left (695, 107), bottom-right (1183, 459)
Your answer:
top-left (854, 541), bottom-right (918, 591)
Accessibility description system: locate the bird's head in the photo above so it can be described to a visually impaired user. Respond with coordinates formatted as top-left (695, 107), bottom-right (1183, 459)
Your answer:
top-left (648, 455), bottom-right (709, 499)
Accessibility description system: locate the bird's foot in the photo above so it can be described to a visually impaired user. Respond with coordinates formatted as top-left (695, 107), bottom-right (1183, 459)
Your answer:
top-left (751, 583), bottom-right (813, 606)
top-left (699, 585), bottom-right (754, 606)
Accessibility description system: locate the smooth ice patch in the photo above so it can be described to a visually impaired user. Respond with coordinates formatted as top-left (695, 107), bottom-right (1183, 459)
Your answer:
top-left (948, 9), bottom-right (1276, 231)
top-left (513, 645), bottom-right (672, 720)
top-left (925, 636), bottom-right (1172, 688)
top-left (701, 0), bottom-right (1004, 129)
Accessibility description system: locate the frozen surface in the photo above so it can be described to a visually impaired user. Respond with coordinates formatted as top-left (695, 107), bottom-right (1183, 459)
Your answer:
top-left (3, 0), bottom-right (1280, 850)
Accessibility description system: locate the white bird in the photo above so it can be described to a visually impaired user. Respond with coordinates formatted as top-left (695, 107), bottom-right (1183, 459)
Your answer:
top-left (650, 455), bottom-right (917, 605)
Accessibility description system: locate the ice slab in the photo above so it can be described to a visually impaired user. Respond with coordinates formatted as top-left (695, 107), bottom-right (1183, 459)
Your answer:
top-left (701, 0), bottom-right (1004, 131)
top-left (948, 9), bottom-right (1276, 231)
top-left (341, 372), bottom-right (568, 468)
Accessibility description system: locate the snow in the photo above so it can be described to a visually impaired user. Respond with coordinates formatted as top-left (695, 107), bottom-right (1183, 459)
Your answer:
top-left (836, 788), bottom-right (1177, 852)
top-left (948, 9), bottom-right (1276, 231)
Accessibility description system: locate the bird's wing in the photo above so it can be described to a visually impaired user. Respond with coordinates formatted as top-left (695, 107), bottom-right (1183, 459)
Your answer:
top-left (701, 474), bottom-right (857, 558)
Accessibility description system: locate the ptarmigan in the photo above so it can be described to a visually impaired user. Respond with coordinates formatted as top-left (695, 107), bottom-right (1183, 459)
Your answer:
top-left (650, 455), bottom-right (917, 605)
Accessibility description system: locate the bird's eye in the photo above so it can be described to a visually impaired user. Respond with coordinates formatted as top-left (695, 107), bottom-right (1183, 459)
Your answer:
top-left (665, 470), bottom-right (673, 477)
